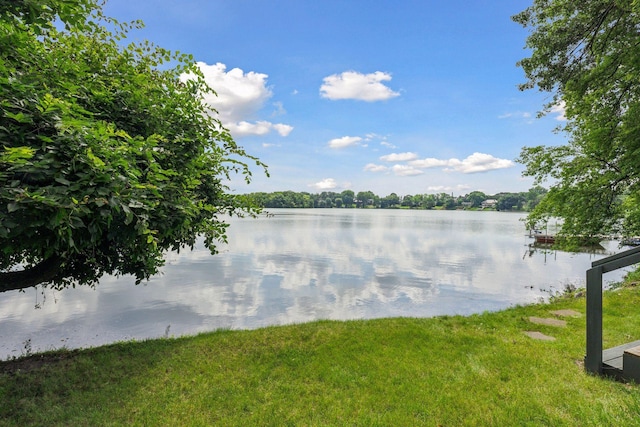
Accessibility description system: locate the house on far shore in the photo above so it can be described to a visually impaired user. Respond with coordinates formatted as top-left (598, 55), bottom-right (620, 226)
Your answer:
top-left (481, 199), bottom-right (498, 209)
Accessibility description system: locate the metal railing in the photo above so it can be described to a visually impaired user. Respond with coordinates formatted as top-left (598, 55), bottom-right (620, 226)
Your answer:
top-left (585, 245), bottom-right (640, 374)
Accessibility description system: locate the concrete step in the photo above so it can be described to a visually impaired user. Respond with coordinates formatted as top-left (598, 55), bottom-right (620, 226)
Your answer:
top-left (623, 345), bottom-right (640, 382)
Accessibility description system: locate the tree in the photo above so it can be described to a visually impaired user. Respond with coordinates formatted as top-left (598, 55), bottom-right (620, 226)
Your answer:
top-left (444, 198), bottom-right (457, 210)
top-left (435, 193), bottom-right (453, 208)
top-left (496, 193), bottom-right (524, 211)
top-left (466, 191), bottom-right (487, 208)
top-left (401, 194), bottom-right (414, 207)
top-left (524, 186), bottom-right (547, 211)
top-left (381, 193), bottom-right (400, 208)
top-left (0, 0), bottom-right (265, 292)
top-left (356, 191), bottom-right (376, 208)
top-left (340, 190), bottom-right (354, 208)
top-left (513, 0), bottom-right (640, 241)
top-left (422, 194), bottom-right (436, 209)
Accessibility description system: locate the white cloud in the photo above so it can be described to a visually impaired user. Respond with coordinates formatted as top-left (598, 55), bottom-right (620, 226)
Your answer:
top-left (498, 111), bottom-right (531, 120)
top-left (380, 152), bottom-right (418, 162)
top-left (227, 121), bottom-right (270, 136)
top-left (190, 62), bottom-right (270, 122)
top-left (427, 184), bottom-right (472, 193)
top-left (227, 121), bottom-right (293, 137)
top-left (364, 163), bottom-right (422, 176)
top-left (380, 141), bottom-right (397, 149)
top-left (446, 152), bottom-right (514, 173)
top-left (320, 71), bottom-right (400, 101)
top-left (366, 152), bottom-right (513, 176)
top-left (362, 133), bottom-right (395, 149)
top-left (328, 136), bottom-right (363, 149)
top-left (272, 123), bottom-right (294, 136)
top-left (408, 158), bottom-right (450, 168)
top-left (500, 101), bottom-right (565, 122)
top-left (183, 62), bottom-right (293, 138)
top-left (427, 185), bottom-right (449, 192)
top-left (363, 163), bottom-right (388, 173)
top-left (271, 101), bottom-right (286, 116)
top-left (550, 101), bottom-right (567, 121)
top-left (391, 165), bottom-right (424, 176)
top-left (409, 152), bottom-right (514, 174)
top-left (310, 178), bottom-right (338, 190)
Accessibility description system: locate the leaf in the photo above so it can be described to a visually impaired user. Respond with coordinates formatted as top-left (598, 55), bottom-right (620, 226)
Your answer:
top-left (124, 212), bottom-right (134, 225)
top-left (55, 177), bottom-right (71, 186)
top-left (0, 0), bottom-right (264, 291)
top-left (0, 146), bottom-right (35, 164)
top-left (4, 111), bottom-right (31, 123)
top-left (86, 147), bottom-right (105, 168)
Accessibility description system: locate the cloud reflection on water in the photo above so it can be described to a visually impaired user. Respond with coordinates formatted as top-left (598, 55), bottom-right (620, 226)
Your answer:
top-left (0, 209), bottom-right (626, 358)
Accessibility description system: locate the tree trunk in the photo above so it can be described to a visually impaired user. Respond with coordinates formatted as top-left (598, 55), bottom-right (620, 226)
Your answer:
top-left (0, 256), bottom-right (62, 293)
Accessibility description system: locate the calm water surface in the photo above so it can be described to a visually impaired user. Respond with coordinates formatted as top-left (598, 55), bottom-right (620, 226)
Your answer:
top-left (0, 209), bottom-right (628, 359)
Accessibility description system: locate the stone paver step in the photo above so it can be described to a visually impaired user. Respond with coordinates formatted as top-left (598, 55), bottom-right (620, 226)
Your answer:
top-left (528, 316), bottom-right (567, 327)
top-left (524, 331), bottom-right (556, 341)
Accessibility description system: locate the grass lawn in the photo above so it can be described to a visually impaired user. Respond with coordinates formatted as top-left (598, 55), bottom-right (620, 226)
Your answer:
top-left (2, 285), bottom-right (640, 426)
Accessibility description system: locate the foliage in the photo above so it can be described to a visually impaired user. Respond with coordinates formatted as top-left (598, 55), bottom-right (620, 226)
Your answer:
top-left (514, 0), bottom-right (640, 242)
top-left (495, 192), bottom-right (524, 211)
top-left (246, 188), bottom-right (546, 211)
top-left (0, 0), bottom-right (265, 292)
top-left (3, 286), bottom-right (640, 425)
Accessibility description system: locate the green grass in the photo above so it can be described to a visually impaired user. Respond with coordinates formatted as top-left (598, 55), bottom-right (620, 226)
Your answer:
top-left (2, 287), bottom-right (640, 426)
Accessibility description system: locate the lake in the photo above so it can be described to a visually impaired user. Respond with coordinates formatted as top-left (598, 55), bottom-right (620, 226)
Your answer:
top-left (0, 209), bottom-right (629, 359)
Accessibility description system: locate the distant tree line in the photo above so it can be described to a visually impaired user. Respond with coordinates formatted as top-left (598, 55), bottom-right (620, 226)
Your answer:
top-left (245, 186), bottom-right (548, 211)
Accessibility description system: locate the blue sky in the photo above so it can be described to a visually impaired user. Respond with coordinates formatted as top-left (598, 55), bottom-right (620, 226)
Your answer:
top-left (103, 0), bottom-right (565, 196)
